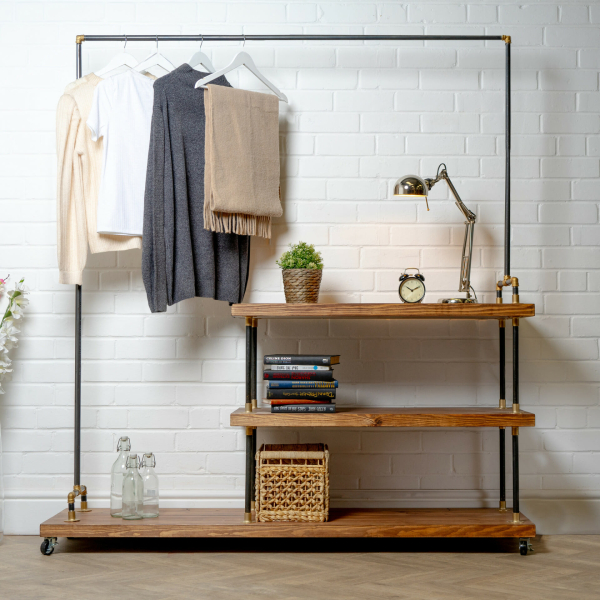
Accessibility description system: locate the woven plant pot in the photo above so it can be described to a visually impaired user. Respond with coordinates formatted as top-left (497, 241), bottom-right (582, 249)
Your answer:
top-left (282, 269), bottom-right (322, 304)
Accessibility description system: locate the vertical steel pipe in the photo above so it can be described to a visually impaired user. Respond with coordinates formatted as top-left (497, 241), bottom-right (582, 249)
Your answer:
top-left (499, 319), bottom-right (506, 510)
top-left (513, 318), bottom-right (519, 412)
top-left (74, 41), bottom-right (83, 488)
top-left (245, 317), bottom-right (252, 413)
top-left (504, 38), bottom-right (511, 277)
top-left (504, 39), bottom-right (511, 279)
top-left (512, 428), bottom-right (519, 521)
top-left (251, 319), bottom-right (258, 508)
top-left (245, 428), bottom-right (253, 523)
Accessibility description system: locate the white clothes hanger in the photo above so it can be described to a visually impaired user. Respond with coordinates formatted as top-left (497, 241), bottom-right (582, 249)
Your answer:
top-left (188, 35), bottom-right (215, 73)
top-left (96, 36), bottom-right (138, 77)
top-left (135, 36), bottom-right (175, 74)
top-left (194, 37), bottom-right (288, 103)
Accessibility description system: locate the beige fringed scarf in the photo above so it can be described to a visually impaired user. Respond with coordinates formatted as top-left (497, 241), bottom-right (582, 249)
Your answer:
top-left (204, 84), bottom-right (282, 238)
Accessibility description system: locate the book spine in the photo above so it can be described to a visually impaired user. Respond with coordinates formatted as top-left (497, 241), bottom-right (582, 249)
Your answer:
top-left (268, 399), bottom-right (332, 405)
top-left (264, 355), bottom-right (334, 366)
top-left (263, 370), bottom-right (334, 381)
top-left (267, 389), bottom-right (336, 400)
top-left (267, 381), bottom-right (338, 389)
top-left (271, 404), bottom-right (336, 413)
top-left (268, 364), bottom-right (331, 371)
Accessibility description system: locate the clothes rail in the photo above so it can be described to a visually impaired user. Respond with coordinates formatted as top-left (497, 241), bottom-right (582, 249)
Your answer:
top-left (68, 33), bottom-right (512, 514)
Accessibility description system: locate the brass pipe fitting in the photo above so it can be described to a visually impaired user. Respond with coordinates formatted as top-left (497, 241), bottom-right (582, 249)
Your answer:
top-left (499, 399), bottom-right (506, 409)
top-left (251, 399), bottom-right (257, 410)
top-left (513, 317), bottom-right (519, 327)
top-left (245, 402), bottom-right (252, 413)
top-left (512, 426), bottom-right (519, 436)
top-left (245, 316), bottom-right (252, 327)
top-left (499, 500), bottom-right (507, 512)
top-left (513, 512), bottom-right (520, 523)
top-left (502, 35), bottom-right (511, 44)
top-left (512, 403), bottom-right (520, 414)
top-left (76, 34), bottom-right (85, 44)
top-left (252, 317), bottom-right (258, 328)
top-left (79, 484), bottom-right (91, 512)
top-left (65, 491), bottom-right (80, 523)
top-left (244, 512), bottom-right (252, 523)
top-left (499, 320), bottom-right (505, 329)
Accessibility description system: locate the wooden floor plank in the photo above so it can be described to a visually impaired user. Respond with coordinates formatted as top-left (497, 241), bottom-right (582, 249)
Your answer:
top-left (40, 507), bottom-right (535, 539)
top-left (3, 534), bottom-right (600, 600)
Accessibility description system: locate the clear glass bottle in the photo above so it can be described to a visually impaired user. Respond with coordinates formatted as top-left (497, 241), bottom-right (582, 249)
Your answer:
top-left (121, 454), bottom-right (143, 520)
top-left (140, 453), bottom-right (159, 518)
top-left (110, 436), bottom-right (131, 518)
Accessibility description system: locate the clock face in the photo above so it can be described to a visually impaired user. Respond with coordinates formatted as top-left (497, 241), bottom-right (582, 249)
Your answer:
top-left (399, 278), bottom-right (425, 303)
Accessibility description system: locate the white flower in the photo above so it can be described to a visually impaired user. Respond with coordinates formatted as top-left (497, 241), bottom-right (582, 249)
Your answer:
top-left (10, 302), bottom-right (24, 319)
top-left (0, 319), bottom-right (19, 351)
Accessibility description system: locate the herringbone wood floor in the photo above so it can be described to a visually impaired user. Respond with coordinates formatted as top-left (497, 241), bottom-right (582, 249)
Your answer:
top-left (0, 535), bottom-right (598, 599)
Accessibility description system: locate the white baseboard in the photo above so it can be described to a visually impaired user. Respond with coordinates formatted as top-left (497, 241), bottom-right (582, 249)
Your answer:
top-left (5, 490), bottom-right (600, 536)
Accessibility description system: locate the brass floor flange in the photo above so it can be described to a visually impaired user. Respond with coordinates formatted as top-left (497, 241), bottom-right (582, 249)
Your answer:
top-left (243, 512), bottom-right (252, 524)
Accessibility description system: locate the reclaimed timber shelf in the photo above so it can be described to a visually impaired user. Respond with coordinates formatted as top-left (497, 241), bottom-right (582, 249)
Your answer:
top-left (231, 302), bottom-right (535, 320)
top-left (231, 406), bottom-right (535, 428)
top-left (41, 508), bottom-right (536, 539)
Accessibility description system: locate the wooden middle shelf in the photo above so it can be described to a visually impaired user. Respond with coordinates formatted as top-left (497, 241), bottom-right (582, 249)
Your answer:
top-left (231, 406), bottom-right (535, 428)
top-left (231, 303), bottom-right (535, 320)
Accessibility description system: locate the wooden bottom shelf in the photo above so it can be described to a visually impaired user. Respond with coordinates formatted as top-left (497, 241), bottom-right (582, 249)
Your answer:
top-left (41, 508), bottom-right (535, 539)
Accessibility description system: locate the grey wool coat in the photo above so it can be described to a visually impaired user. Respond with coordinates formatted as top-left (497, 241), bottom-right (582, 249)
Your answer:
top-left (142, 63), bottom-right (250, 313)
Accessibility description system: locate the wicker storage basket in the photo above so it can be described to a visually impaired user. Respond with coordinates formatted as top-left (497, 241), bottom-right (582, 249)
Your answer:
top-left (255, 443), bottom-right (329, 523)
top-left (282, 269), bottom-right (322, 304)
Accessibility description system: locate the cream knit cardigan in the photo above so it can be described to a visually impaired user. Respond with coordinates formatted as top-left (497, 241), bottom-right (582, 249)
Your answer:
top-left (56, 73), bottom-right (142, 285)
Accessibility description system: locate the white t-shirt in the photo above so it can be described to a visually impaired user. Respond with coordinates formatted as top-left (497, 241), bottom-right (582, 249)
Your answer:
top-left (87, 70), bottom-right (154, 236)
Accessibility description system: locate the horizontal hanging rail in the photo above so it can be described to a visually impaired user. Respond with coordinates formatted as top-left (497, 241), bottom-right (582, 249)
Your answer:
top-left (79, 34), bottom-right (506, 43)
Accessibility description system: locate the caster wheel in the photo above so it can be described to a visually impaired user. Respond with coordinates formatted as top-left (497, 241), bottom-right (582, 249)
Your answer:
top-left (40, 540), bottom-right (54, 555)
top-left (519, 539), bottom-right (533, 555)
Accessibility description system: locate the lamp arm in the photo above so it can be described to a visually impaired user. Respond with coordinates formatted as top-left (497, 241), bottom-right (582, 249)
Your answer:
top-left (427, 168), bottom-right (477, 296)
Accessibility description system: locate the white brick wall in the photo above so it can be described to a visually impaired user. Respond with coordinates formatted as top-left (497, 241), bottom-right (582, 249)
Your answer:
top-left (0, 1), bottom-right (599, 535)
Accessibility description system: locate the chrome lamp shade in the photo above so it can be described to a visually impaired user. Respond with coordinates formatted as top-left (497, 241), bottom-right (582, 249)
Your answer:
top-left (393, 175), bottom-right (429, 198)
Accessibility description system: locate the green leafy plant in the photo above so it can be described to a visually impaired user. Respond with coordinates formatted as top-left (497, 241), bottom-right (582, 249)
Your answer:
top-left (276, 242), bottom-right (323, 270)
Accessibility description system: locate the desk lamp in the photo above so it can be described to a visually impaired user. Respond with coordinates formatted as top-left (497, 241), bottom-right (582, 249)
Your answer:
top-left (393, 163), bottom-right (477, 304)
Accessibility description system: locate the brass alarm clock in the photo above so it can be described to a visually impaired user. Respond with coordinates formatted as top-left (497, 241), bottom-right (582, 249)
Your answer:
top-left (398, 268), bottom-right (426, 303)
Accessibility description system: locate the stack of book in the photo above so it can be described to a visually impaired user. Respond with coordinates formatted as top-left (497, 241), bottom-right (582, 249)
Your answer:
top-left (263, 354), bottom-right (339, 413)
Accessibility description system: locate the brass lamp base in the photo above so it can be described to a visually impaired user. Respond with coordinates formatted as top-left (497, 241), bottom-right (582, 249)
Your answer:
top-left (440, 297), bottom-right (477, 304)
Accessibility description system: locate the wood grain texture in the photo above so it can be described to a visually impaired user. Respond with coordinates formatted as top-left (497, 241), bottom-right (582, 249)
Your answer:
top-left (231, 406), bottom-right (535, 428)
top-left (40, 508), bottom-right (535, 539)
top-left (231, 303), bottom-right (535, 320)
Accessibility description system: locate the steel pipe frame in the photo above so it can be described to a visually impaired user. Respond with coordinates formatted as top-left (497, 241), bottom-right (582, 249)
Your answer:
top-left (73, 34), bottom-right (513, 523)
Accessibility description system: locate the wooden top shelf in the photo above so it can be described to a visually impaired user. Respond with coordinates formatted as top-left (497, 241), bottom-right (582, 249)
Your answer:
top-left (231, 303), bottom-right (535, 320)
top-left (231, 406), bottom-right (535, 428)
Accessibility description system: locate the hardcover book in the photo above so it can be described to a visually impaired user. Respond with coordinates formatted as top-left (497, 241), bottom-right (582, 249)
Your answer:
top-left (263, 370), bottom-right (334, 381)
top-left (268, 364), bottom-right (331, 371)
top-left (267, 389), bottom-right (336, 400)
top-left (267, 380), bottom-right (338, 389)
top-left (271, 404), bottom-right (336, 413)
top-left (264, 354), bottom-right (340, 366)
top-left (268, 399), bottom-right (332, 405)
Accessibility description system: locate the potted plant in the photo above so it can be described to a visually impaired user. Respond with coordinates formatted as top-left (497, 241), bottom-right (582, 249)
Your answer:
top-left (277, 242), bottom-right (323, 304)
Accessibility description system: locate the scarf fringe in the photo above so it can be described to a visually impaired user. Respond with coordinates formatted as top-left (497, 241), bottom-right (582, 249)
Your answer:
top-left (204, 202), bottom-right (272, 239)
